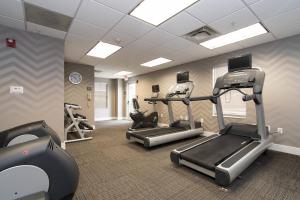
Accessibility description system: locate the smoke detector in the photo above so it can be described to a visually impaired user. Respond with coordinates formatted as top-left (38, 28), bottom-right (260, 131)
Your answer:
top-left (183, 26), bottom-right (218, 44)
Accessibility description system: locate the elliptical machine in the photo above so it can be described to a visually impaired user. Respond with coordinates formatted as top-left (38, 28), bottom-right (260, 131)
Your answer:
top-left (0, 122), bottom-right (79, 200)
top-left (129, 85), bottom-right (160, 130)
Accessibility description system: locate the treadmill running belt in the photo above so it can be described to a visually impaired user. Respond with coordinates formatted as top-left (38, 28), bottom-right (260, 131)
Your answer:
top-left (130, 127), bottom-right (188, 140)
top-left (181, 134), bottom-right (252, 171)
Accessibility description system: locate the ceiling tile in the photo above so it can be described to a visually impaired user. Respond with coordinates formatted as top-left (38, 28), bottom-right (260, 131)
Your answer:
top-left (112, 15), bottom-right (154, 39)
top-left (141, 28), bottom-right (176, 46)
top-left (264, 7), bottom-right (300, 38)
top-left (186, 0), bottom-right (245, 24)
top-left (214, 43), bottom-right (243, 55)
top-left (209, 8), bottom-right (259, 34)
top-left (160, 12), bottom-right (205, 36)
top-left (250, 0), bottom-right (300, 20)
top-left (79, 55), bottom-right (101, 66)
top-left (159, 37), bottom-right (195, 52)
top-left (238, 33), bottom-right (275, 48)
top-left (24, 0), bottom-right (81, 17)
top-left (27, 22), bottom-right (66, 39)
top-left (76, 0), bottom-right (124, 29)
top-left (0, 0), bottom-right (24, 20)
top-left (243, 0), bottom-right (260, 4)
top-left (65, 34), bottom-right (97, 61)
top-left (0, 15), bottom-right (25, 30)
top-left (102, 30), bottom-right (136, 47)
top-left (93, 0), bottom-right (142, 14)
top-left (68, 19), bottom-right (106, 40)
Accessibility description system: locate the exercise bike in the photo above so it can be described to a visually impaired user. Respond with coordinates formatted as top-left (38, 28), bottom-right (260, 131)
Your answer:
top-left (129, 85), bottom-right (160, 130)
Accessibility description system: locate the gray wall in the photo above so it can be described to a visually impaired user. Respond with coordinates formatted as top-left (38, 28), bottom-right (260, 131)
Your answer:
top-left (64, 62), bottom-right (94, 124)
top-left (130, 34), bottom-right (300, 148)
top-left (0, 25), bottom-right (64, 139)
top-left (94, 77), bottom-right (117, 119)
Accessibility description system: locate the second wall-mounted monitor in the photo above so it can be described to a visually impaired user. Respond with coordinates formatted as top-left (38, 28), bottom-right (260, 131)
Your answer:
top-left (152, 85), bottom-right (160, 93)
top-left (228, 54), bottom-right (252, 72)
top-left (177, 71), bottom-right (189, 83)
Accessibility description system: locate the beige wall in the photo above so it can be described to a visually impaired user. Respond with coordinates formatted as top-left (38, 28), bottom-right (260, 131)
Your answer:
top-left (64, 62), bottom-right (94, 124)
top-left (0, 25), bottom-right (64, 139)
top-left (130, 34), bottom-right (300, 148)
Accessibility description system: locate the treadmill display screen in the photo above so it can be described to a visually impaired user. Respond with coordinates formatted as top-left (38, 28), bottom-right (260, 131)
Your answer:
top-left (152, 85), bottom-right (160, 93)
top-left (177, 71), bottom-right (189, 83)
top-left (228, 54), bottom-right (252, 72)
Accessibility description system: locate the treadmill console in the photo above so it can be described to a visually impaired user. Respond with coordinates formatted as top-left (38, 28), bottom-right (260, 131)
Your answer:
top-left (222, 70), bottom-right (257, 88)
top-left (168, 71), bottom-right (194, 98)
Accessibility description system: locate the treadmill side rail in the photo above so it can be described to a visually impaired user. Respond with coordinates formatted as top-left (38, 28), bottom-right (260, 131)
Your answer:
top-left (215, 137), bottom-right (272, 186)
top-left (147, 128), bottom-right (203, 147)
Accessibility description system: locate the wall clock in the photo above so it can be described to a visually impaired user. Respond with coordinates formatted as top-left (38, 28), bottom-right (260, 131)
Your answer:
top-left (69, 72), bottom-right (82, 85)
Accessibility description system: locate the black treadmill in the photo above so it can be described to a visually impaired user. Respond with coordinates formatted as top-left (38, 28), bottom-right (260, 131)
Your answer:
top-left (171, 54), bottom-right (272, 186)
top-left (126, 71), bottom-right (203, 148)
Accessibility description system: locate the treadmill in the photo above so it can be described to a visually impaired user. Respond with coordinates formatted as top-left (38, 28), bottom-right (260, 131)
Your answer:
top-left (126, 71), bottom-right (203, 148)
top-left (171, 54), bottom-right (273, 186)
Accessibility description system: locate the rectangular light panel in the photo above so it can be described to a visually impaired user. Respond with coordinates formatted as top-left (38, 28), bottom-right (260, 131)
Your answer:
top-left (200, 23), bottom-right (268, 49)
top-left (141, 57), bottom-right (172, 67)
top-left (87, 41), bottom-right (122, 59)
top-left (130, 0), bottom-right (198, 26)
top-left (114, 71), bottom-right (132, 76)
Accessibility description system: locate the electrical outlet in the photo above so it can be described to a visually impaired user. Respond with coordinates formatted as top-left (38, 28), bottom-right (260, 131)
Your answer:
top-left (200, 118), bottom-right (204, 123)
top-left (10, 86), bottom-right (23, 95)
top-left (277, 128), bottom-right (283, 134)
top-left (160, 113), bottom-right (164, 117)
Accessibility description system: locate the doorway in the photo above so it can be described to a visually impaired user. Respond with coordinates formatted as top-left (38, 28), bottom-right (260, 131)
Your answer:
top-left (127, 82), bottom-right (136, 118)
top-left (94, 82), bottom-right (108, 121)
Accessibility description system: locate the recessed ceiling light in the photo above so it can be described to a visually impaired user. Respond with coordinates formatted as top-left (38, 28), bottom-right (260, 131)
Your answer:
top-left (87, 41), bottom-right (122, 59)
top-left (200, 23), bottom-right (268, 49)
top-left (130, 0), bottom-right (198, 26)
top-left (141, 57), bottom-right (172, 67)
top-left (114, 71), bottom-right (133, 76)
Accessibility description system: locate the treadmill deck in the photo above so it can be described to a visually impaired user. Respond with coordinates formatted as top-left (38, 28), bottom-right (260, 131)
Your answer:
top-left (129, 127), bottom-right (188, 140)
top-left (181, 134), bottom-right (253, 171)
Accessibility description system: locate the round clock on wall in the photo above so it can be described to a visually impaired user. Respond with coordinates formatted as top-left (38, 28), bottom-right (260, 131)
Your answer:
top-left (69, 72), bottom-right (82, 85)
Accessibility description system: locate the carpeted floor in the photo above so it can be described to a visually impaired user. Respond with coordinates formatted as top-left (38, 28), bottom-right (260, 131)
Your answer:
top-left (66, 120), bottom-right (300, 200)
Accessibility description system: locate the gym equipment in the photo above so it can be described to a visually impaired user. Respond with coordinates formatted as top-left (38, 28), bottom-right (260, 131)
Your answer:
top-left (171, 54), bottom-right (272, 186)
top-left (129, 85), bottom-right (160, 130)
top-left (0, 136), bottom-right (79, 200)
top-left (126, 71), bottom-right (203, 148)
top-left (0, 121), bottom-right (61, 147)
top-left (64, 103), bottom-right (95, 143)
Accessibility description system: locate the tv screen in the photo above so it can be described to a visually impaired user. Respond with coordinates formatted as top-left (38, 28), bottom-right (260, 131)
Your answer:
top-left (152, 85), bottom-right (160, 93)
top-left (228, 54), bottom-right (252, 72)
top-left (177, 71), bottom-right (189, 83)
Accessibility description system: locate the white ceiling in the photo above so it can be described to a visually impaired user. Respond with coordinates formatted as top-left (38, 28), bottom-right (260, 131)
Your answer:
top-left (0, 0), bottom-right (300, 78)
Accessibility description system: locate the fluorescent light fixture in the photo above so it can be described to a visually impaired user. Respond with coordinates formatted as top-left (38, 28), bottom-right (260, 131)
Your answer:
top-left (87, 41), bottom-right (122, 58)
top-left (141, 57), bottom-right (172, 67)
top-left (200, 23), bottom-right (268, 49)
top-left (130, 0), bottom-right (198, 26)
top-left (114, 71), bottom-right (132, 76)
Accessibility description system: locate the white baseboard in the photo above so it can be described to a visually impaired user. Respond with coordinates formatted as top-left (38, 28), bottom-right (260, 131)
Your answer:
top-left (269, 143), bottom-right (300, 156)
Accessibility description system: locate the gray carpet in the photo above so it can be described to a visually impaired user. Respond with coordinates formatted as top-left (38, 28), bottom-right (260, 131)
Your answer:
top-left (66, 120), bottom-right (300, 200)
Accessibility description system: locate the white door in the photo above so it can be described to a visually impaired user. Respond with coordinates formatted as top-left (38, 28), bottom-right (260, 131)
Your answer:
top-left (94, 82), bottom-right (108, 121)
top-left (127, 82), bottom-right (136, 117)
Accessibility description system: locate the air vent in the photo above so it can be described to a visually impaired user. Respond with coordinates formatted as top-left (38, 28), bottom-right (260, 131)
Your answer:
top-left (48, 140), bottom-right (54, 150)
top-left (25, 3), bottom-right (72, 32)
top-left (183, 26), bottom-right (218, 45)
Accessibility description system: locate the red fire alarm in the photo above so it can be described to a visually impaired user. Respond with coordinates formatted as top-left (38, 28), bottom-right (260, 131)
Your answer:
top-left (6, 38), bottom-right (16, 48)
